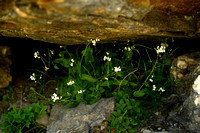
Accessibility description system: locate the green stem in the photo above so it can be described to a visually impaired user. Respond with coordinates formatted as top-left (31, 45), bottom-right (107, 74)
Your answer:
top-left (118, 69), bottom-right (138, 90)
top-left (30, 88), bottom-right (53, 104)
top-left (90, 62), bottom-right (96, 76)
top-left (138, 56), bottom-right (158, 90)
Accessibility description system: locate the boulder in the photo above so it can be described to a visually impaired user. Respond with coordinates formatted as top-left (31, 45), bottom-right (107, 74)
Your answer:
top-left (170, 52), bottom-right (200, 102)
top-left (47, 97), bottom-right (114, 133)
top-left (0, 0), bottom-right (200, 45)
top-left (0, 46), bottom-right (12, 89)
top-left (169, 53), bottom-right (200, 132)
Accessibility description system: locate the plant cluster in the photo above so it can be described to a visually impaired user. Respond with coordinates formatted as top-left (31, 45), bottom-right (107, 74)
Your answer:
top-left (0, 103), bottom-right (47, 133)
top-left (1, 39), bottom-right (174, 133)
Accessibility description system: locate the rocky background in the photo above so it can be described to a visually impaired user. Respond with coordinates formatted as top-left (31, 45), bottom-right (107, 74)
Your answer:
top-left (0, 0), bottom-right (200, 45)
top-left (1, 0), bottom-right (200, 133)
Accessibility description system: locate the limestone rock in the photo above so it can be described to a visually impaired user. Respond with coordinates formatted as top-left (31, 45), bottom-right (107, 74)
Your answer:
top-left (169, 52), bottom-right (200, 132)
top-left (0, 46), bottom-right (12, 89)
top-left (170, 52), bottom-right (200, 102)
top-left (0, 0), bottom-right (200, 45)
top-left (47, 97), bottom-right (114, 133)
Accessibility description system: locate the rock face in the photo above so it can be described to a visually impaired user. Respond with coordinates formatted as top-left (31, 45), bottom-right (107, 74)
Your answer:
top-left (168, 52), bottom-right (200, 132)
top-left (0, 46), bottom-right (12, 89)
top-left (171, 52), bottom-right (200, 102)
top-left (47, 97), bottom-right (114, 133)
top-left (0, 0), bottom-right (200, 45)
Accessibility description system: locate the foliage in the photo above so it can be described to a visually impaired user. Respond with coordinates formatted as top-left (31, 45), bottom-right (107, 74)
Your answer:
top-left (28, 39), bottom-right (174, 132)
top-left (2, 85), bottom-right (14, 102)
top-left (0, 103), bottom-right (47, 133)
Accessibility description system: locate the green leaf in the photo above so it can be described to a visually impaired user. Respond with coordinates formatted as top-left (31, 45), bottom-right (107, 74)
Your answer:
top-left (113, 80), bottom-right (128, 86)
top-left (54, 58), bottom-right (70, 68)
top-left (129, 82), bottom-right (138, 88)
top-left (54, 65), bottom-right (59, 69)
top-left (80, 74), bottom-right (97, 82)
top-left (133, 90), bottom-right (145, 97)
top-left (119, 99), bottom-right (124, 105)
top-left (100, 80), bottom-right (113, 87)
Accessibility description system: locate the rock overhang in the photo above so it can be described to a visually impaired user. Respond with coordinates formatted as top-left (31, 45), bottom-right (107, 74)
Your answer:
top-left (0, 0), bottom-right (199, 45)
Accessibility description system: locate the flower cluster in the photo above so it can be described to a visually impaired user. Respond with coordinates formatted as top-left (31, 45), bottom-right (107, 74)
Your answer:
top-left (114, 66), bottom-right (121, 72)
top-left (124, 46), bottom-right (135, 51)
top-left (149, 75), bottom-right (154, 82)
top-left (78, 90), bottom-right (85, 94)
top-left (89, 38), bottom-right (100, 46)
top-left (103, 52), bottom-right (111, 61)
top-left (150, 75), bottom-right (165, 92)
top-left (155, 43), bottom-right (168, 54)
top-left (34, 51), bottom-right (40, 59)
top-left (152, 84), bottom-right (165, 93)
top-left (51, 93), bottom-right (62, 102)
top-left (70, 59), bottom-right (75, 67)
top-left (30, 73), bottom-right (37, 83)
top-left (67, 80), bottom-right (75, 86)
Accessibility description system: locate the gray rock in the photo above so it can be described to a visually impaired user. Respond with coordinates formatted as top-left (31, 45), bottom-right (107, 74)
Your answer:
top-left (47, 97), bottom-right (114, 133)
top-left (169, 52), bottom-right (200, 132)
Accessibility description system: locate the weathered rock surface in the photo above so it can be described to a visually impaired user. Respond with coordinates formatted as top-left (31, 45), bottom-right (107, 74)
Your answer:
top-left (169, 54), bottom-right (200, 132)
top-left (47, 97), bottom-right (114, 133)
top-left (171, 52), bottom-right (200, 102)
top-left (0, 0), bottom-right (200, 45)
top-left (0, 46), bottom-right (12, 89)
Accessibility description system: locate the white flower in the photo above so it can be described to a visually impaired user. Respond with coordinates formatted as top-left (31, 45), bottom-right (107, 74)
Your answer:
top-left (149, 78), bottom-right (153, 82)
top-left (39, 74), bottom-right (42, 79)
top-left (90, 38), bottom-right (100, 46)
top-left (96, 38), bottom-right (100, 41)
top-left (103, 56), bottom-right (107, 61)
top-left (107, 57), bottom-right (111, 61)
top-left (67, 80), bottom-right (75, 86)
top-left (51, 93), bottom-right (60, 102)
top-left (92, 40), bottom-right (96, 46)
top-left (70, 63), bottom-right (73, 67)
top-left (30, 73), bottom-right (36, 81)
top-left (71, 59), bottom-right (75, 63)
top-left (105, 77), bottom-right (108, 80)
top-left (153, 85), bottom-right (156, 91)
top-left (78, 90), bottom-right (85, 94)
top-left (55, 88), bottom-right (58, 90)
top-left (158, 87), bottom-right (165, 92)
top-left (128, 47), bottom-right (131, 51)
top-left (106, 52), bottom-right (109, 55)
top-left (155, 43), bottom-right (168, 54)
top-left (34, 51), bottom-right (40, 59)
top-left (114, 66), bottom-right (121, 72)
top-left (103, 56), bottom-right (111, 62)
